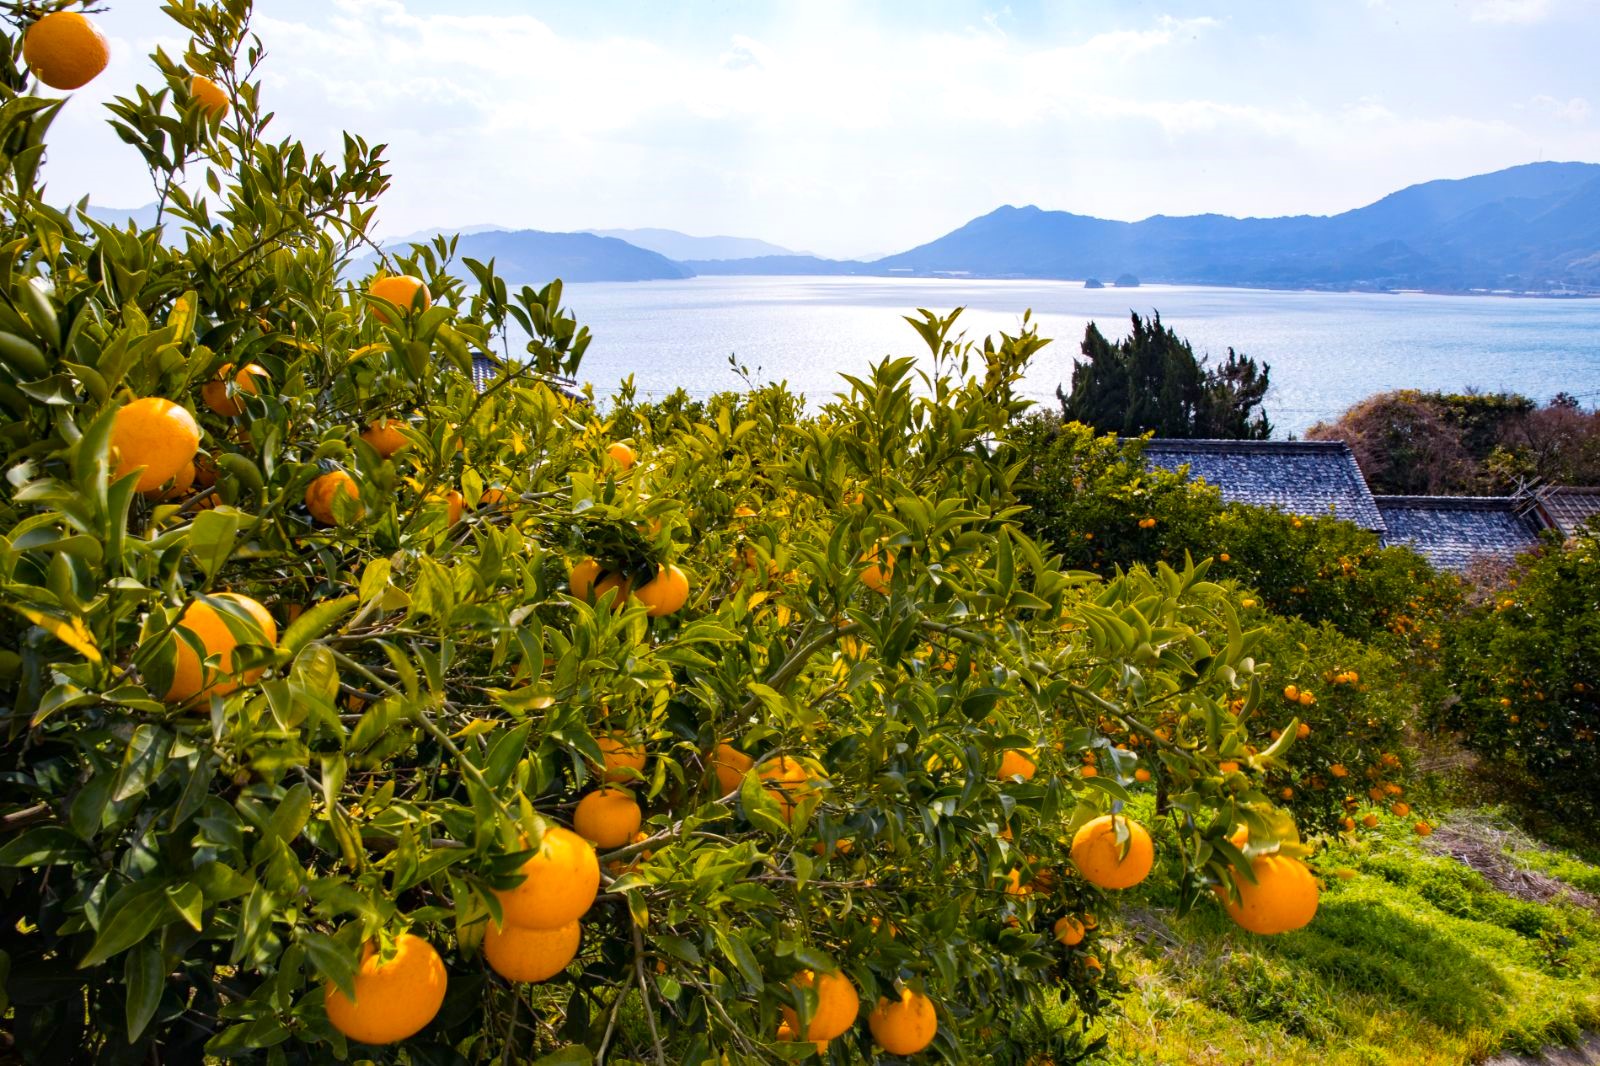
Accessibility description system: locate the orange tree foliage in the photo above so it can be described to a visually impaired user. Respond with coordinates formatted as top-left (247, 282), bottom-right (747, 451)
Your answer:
top-left (1442, 529), bottom-right (1600, 824)
top-left (0, 4), bottom-right (1325, 1063)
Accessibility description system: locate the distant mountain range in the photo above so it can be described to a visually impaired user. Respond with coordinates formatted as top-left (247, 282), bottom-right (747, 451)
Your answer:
top-left (583, 228), bottom-right (800, 262)
top-left (79, 162), bottom-right (1600, 293)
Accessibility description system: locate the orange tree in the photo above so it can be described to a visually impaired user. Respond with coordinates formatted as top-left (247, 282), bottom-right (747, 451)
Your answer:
top-left (0, 4), bottom-right (1324, 1063)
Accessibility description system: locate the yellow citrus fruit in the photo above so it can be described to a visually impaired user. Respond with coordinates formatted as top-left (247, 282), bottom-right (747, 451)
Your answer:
top-left (1070, 814), bottom-right (1155, 890)
top-left (634, 564), bottom-right (689, 618)
top-left (781, 969), bottom-right (860, 1042)
top-left (431, 489), bottom-right (465, 527)
top-left (361, 418), bottom-right (410, 458)
top-left (859, 545), bottom-right (894, 594)
top-left (143, 458), bottom-right (197, 502)
top-left (111, 398), bottom-right (201, 494)
top-left (757, 755), bottom-right (825, 823)
top-left (482, 919), bottom-right (580, 983)
top-left (190, 74), bottom-right (229, 117)
top-left (306, 470), bottom-right (362, 526)
top-left (324, 933), bottom-right (447, 1045)
top-left (607, 442), bottom-right (636, 469)
top-left (596, 735), bottom-right (647, 783)
top-left (712, 742), bottom-right (753, 794)
top-left (997, 749), bottom-right (1036, 781)
top-left (494, 827), bottom-right (600, 930)
top-left (368, 275), bottom-right (430, 323)
top-left (164, 592), bottom-right (277, 704)
top-left (868, 987), bottom-right (938, 1055)
top-left (1220, 853), bottom-right (1319, 935)
top-left (569, 558), bottom-right (629, 603)
top-left (23, 12), bottom-right (109, 90)
top-left (1054, 915), bottom-right (1086, 946)
top-left (572, 787), bottom-right (642, 849)
top-left (201, 362), bottom-right (270, 417)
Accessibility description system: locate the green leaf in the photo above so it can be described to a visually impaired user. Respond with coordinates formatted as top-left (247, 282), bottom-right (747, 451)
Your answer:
top-left (279, 595), bottom-right (357, 656)
top-left (165, 882), bottom-right (205, 931)
top-left (712, 926), bottom-right (764, 989)
top-left (124, 942), bottom-right (163, 1043)
top-left (80, 880), bottom-right (174, 968)
top-left (186, 507), bottom-right (239, 581)
top-left (484, 720), bottom-right (533, 790)
top-left (0, 826), bottom-right (88, 866)
top-left (530, 1048), bottom-right (593, 1066)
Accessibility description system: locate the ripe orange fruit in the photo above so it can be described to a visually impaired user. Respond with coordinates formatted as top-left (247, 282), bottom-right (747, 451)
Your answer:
top-left (997, 748), bottom-right (1036, 781)
top-left (712, 742), bottom-right (753, 794)
top-left (1330, 763), bottom-right (1348, 778)
top-left (23, 12), bottom-right (109, 90)
top-left (1070, 814), bottom-right (1154, 890)
top-left (1296, 722), bottom-right (1312, 740)
top-left (479, 487), bottom-right (509, 508)
top-left (572, 787), bottom-right (641, 849)
top-left (431, 489), bottom-right (465, 527)
top-left (482, 919), bottom-right (580, 983)
top-left (757, 755), bottom-right (825, 823)
top-left (1053, 915), bottom-right (1085, 946)
top-left (1391, 802), bottom-right (1411, 818)
top-left (1414, 821), bottom-right (1433, 837)
top-left (868, 987), bottom-right (938, 1055)
top-left (323, 933), bottom-right (447, 1045)
top-left (360, 418), bottom-right (410, 458)
top-left (495, 827), bottom-right (600, 930)
top-left (368, 275), bottom-right (430, 323)
top-left (569, 558), bottom-right (629, 603)
top-left (596, 735), bottom-right (646, 783)
top-left (164, 593), bottom-right (277, 704)
top-left (111, 398), bottom-right (201, 493)
top-left (781, 969), bottom-right (859, 1042)
top-left (306, 470), bottom-right (362, 525)
top-left (193, 450), bottom-right (219, 488)
top-left (859, 544), bottom-right (894, 594)
top-left (190, 75), bottom-right (229, 117)
top-left (1218, 761), bottom-right (1240, 774)
top-left (634, 564), bottom-right (689, 617)
top-left (776, 1020), bottom-right (828, 1053)
top-left (1133, 768), bottom-right (1152, 783)
top-left (607, 442), bottom-right (636, 470)
top-left (1219, 854), bottom-right (1319, 935)
top-left (1362, 813), bottom-right (1379, 829)
top-left (143, 458), bottom-right (197, 502)
top-left (201, 362), bottom-right (270, 416)
top-left (1283, 685), bottom-right (1299, 702)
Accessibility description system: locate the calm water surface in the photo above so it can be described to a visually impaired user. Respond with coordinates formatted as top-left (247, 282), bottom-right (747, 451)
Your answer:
top-left (560, 277), bottom-right (1600, 436)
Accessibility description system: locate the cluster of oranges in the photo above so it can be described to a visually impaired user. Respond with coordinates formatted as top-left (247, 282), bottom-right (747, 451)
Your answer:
top-left (23, 9), bottom-right (228, 115)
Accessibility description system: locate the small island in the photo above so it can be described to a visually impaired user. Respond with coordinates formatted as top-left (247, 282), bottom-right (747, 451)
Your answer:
top-left (1084, 277), bottom-right (1105, 289)
top-left (1115, 273), bottom-right (1141, 288)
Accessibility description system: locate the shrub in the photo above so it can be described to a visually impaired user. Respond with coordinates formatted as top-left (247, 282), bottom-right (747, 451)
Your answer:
top-left (1011, 415), bottom-right (1460, 647)
top-left (1443, 531), bottom-right (1600, 824)
top-left (0, 7), bottom-right (1321, 1061)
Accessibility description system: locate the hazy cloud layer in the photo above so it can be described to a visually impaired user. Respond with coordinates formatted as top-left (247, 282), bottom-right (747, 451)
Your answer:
top-left (38, 0), bottom-right (1600, 258)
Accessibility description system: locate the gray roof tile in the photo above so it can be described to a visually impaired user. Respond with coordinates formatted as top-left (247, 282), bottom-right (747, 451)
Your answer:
top-left (1538, 487), bottom-right (1600, 539)
top-left (1140, 439), bottom-right (1387, 533)
top-left (1373, 496), bottom-right (1543, 572)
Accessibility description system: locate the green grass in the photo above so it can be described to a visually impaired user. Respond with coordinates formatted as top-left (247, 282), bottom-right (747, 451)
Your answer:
top-left (1082, 813), bottom-right (1600, 1066)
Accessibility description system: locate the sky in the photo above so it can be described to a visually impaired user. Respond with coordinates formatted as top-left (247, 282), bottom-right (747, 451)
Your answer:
top-left (37, 0), bottom-right (1600, 259)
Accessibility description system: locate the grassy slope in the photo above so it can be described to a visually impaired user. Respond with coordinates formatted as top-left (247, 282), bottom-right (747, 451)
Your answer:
top-left (1089, 813), bottom-right (1600, 1066)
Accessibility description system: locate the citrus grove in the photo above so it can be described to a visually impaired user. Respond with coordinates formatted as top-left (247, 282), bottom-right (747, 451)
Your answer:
top-left (0, 3), bottom-right (1333, 1063)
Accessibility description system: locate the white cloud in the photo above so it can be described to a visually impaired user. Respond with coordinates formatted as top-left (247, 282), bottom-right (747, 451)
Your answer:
top-left (31, 1), bottom-right (1600, 257)
top-left (1530, 95), bottom-right (1591, 122)
top-left (1470, 0), bottom-right (1551, 23)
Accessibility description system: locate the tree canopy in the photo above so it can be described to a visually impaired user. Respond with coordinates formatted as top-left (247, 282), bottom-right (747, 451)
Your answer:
top-left (1058, 312), bottom-right (1272, 440)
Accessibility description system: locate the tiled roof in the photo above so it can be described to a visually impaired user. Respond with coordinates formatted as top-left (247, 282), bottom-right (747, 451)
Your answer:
top-left (1538, 487), bottom-right (1600, 539)
top-left (471, 353), bottom-right (500, 392)
top-left (1140, 439), bottom-right (1387, 533)
top-left (1373, 496), bottom-right (1542, 573)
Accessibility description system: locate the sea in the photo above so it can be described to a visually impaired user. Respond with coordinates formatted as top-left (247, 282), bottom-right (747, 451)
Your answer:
top-left (556, 276), bottom-right (1600, 437)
